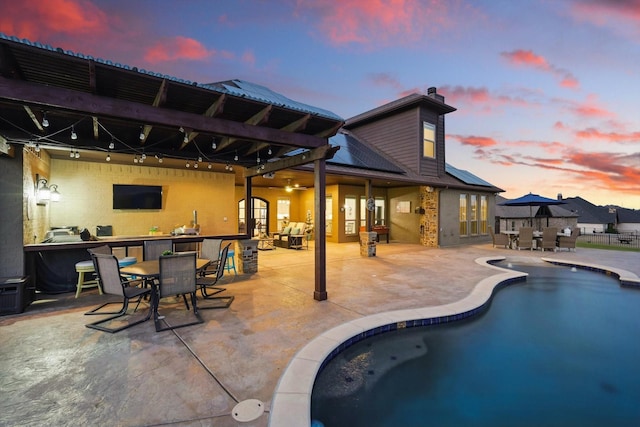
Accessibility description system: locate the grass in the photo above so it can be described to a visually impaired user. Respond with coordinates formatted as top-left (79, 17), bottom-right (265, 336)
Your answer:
top-left (576, 242), bottom-right (640, 252)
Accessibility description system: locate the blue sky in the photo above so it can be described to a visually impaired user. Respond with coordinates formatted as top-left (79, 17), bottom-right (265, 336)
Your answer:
top-left (1, 0), bottom-right (638, 208)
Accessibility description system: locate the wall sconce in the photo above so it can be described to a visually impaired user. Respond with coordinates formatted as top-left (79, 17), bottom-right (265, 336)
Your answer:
top-left (426, 186), bottom-right (434, 193)
top-left (35, 174), bottom-right (61, 205)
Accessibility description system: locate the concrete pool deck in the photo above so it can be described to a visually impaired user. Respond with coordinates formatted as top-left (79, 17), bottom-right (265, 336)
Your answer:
top-left (1, 242), bottom-right (639, 426)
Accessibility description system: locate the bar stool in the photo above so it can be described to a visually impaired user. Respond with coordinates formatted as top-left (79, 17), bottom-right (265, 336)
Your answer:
top-left (225, 249), bottom-right (237, 275)
top-left (75, 261), bottom-right (102, 298)
top-left (75, 256), bottom-right (138, 298)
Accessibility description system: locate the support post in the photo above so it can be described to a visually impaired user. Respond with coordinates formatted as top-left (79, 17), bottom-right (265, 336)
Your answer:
top-left (314, 159), bottom-right (327, 301)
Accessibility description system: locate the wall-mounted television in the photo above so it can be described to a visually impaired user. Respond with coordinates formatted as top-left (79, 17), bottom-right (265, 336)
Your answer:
top-left (113, 184), bottom-right (162, 210)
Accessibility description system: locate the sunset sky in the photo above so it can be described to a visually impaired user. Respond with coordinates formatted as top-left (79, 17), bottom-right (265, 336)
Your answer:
top-left (1, 0), bottom-right (638, 208)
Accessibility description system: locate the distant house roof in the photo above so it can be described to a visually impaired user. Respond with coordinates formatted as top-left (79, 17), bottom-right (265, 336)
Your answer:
top-left (561, 197), bottom-right (616, 224)
top-left (613, 207), bottom-right (640, 224)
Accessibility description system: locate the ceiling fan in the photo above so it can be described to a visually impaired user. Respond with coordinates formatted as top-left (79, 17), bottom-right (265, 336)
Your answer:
top-left (284, 179), bottom-right (307, 192)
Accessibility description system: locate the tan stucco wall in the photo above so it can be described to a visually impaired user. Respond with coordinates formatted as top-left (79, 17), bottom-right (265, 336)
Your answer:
top-left (48, 159), bottom-right (236, 238)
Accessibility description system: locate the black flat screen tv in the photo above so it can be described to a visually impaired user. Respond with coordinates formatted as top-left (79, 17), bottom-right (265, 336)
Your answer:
top-left (113, 184), bottom-right (162, 210)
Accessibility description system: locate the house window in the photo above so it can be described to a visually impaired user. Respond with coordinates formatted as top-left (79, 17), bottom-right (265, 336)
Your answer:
top-left (277, 198), bottom-right (290, 231)
top-left (423, 122), bottom-right (436, 158)
top-left (359, 197), bottom-right (386, 228)
top-left (480, 196), bottom-right (488, 234)
top-left (459, 194), bottom-right (468, 236)
top-left (326, 195), bottom-right (333, 235)
top-left (470, 195), bottom-right (478, 235)
top-left (238, 197), bottom-right (268, 236)
top-left (344, 196), bottom-right (357, 235)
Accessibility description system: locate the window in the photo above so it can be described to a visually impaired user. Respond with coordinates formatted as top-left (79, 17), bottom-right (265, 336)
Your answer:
top-left (344, 196), bottom-right (357, 235)
top-left (459, 194), bottom-right (468, 236)
top-left (480, 196), bottom-right (488, 234)
top-left (423, 122), bottom-right (436, 158)
top-left (375, 197), bottom-right (386, 225)
top-left (238, 197), bottom-right (268, 236)
top-left (326, 195), bottom-right (333, 235)
top-left (277, 198), bottom-right (290, 231)
top-left (470, 195), bottom-right (478, 235)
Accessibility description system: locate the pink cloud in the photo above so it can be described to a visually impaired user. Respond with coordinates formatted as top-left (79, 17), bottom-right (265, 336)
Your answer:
top-left (144, 36), bottom-right (213, 63)
top-left (449, 134), bottom-right (498, 147)
top-left (242, 50), bottom-right (256, 66)
top-left (295, 0), bottom-right (470, 47)
top-left (568, 95), bottom-right (615, 119)
top-left (575, 127), bottom-right (640, 143)
top-left (570, 0), bottom-right (640, 33)
top-left (0, 0), bottom-right (109, 43)
top-left (501, 49), bottom-right (550, 70)
top-left (368, 73), bottom-right (404, 91)
top-left (501, 49), bottom-right (580, 90)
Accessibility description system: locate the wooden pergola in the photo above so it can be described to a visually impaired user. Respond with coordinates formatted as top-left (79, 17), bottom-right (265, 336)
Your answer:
top-left (0, 35), bottom-right (344, 300)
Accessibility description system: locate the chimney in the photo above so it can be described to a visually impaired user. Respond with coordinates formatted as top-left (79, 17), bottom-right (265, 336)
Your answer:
top-left (557, 193), bottom-right (563, 201)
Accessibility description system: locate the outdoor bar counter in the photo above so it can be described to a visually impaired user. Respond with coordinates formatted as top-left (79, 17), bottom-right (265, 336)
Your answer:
top-left (24, 234), bottom-right (245, 294)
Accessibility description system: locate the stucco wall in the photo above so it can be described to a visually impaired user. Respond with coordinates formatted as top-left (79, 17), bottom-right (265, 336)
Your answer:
top-left (48, 159), bottom-right (236, 238)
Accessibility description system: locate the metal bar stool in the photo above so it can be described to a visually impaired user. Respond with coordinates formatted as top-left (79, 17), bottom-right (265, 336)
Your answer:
top-left (225, 249), bottom-right (237, 275)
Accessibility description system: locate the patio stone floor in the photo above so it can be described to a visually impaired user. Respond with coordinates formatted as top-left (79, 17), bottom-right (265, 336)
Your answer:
top-left (1, 242), bottom-right (638, 426)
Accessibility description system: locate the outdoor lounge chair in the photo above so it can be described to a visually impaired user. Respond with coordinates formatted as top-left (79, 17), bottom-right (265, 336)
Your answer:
top-left (155, 252), bottom-right (204, 331)
top-left (195, 243), bottom-right (234, 309)
top-left (85, 253), bottom-right (152, 333)
top-left (488, 226), bottom-right (509, 248)
top-left (557, 227), bottom-right (579, 251)
top-left (517, 227), bottom-right (534, 250)
top-left (540, 227), bottom-right (558, 252)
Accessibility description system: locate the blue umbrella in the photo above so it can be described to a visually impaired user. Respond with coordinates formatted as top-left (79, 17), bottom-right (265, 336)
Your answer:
top-left (499, 192), bottom-right (566, 228)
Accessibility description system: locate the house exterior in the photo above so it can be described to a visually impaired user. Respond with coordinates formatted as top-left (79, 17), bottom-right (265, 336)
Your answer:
top-left (330, 90), bottom-right (504, 247)
top-left (560, 196), bottom-right (617, 233)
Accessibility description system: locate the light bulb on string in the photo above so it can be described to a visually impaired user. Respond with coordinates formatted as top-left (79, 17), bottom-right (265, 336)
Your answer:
top-left (71, 125), bottom-right (77, 140)
top-left (108, 141), bottom-right (115, 150)
top-left (106, 153), bottom-right (111, 162)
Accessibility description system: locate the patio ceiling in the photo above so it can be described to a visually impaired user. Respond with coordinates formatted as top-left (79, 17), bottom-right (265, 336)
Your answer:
top-left (0, 35), bottom-right (343, 177)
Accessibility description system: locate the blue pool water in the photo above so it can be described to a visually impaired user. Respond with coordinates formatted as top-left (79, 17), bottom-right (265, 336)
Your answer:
top-left (311, 262), bottom-right (640, 427)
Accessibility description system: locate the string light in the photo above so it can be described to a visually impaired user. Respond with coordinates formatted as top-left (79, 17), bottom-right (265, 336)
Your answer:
top-left (139, 127), bottom-right (145, 140)
top-left (108, 140), bottom-right (115, 150)
top-left (34, 143), bottom-right (40, 152)
top-left (207, 163), bottom-right (212, 169)
top-left (41, 112), bottom-right (49, 128)
top-left (106, 153), bottom-right (111, 162)
top-left (211, 138), bottom-right (217, 149)
top-left (70, 150), bottom-right (74, 158)
top-left (197, 156), bottom-right (202, 163)
top-left (194, 161), bottom-right (198, 169)
top-left (70, 125), bottom-right (77, 140)
top-left (74, 151), bottom-right (80, 159)
top-left (186, 161), bottom-right (190, 168)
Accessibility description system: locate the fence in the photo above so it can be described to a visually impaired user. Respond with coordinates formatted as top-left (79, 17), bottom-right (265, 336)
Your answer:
top-left (578, 232), bottom-right (640, 249)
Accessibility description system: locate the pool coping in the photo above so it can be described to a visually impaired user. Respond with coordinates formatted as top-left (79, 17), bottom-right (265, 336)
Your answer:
top-left (268, 256), bottom-right (640, 427)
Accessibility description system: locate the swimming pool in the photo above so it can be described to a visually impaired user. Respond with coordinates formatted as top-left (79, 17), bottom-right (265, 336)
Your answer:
top-left (310, 261), bottom-right (640, 427)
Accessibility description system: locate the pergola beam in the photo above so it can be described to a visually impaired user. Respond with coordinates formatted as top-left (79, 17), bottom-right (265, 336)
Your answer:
top-left (0, 76), bottom-right (328, 149)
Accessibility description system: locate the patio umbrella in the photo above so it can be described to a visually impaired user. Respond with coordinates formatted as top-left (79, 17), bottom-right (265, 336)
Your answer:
top-left (499, 192), bottom-right (566, 228)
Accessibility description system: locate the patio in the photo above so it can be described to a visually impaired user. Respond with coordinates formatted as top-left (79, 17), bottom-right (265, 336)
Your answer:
top-left (1, 242), bottom-right (639, 426)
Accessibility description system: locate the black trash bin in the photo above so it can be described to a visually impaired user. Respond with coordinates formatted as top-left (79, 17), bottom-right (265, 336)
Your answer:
top-left (0, 276), bottom-right (33, 315)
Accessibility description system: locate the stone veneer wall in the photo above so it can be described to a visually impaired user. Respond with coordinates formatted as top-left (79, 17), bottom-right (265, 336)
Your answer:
top-left (419, 186), bottom-right (439, 247)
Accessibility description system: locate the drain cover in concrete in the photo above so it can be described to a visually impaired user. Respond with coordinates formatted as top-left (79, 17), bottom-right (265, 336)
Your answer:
top-left (232, 399), bottom-right (265, 422)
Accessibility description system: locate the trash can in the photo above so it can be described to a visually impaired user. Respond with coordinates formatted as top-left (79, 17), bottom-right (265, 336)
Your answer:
top-left (0, 276), bottom-right (33, 315)
top-left (359, 231), bottom-right (377, 257)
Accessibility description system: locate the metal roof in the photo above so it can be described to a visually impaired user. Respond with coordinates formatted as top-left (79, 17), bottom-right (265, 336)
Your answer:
top-left (0, 33), bottom-right (343, 168)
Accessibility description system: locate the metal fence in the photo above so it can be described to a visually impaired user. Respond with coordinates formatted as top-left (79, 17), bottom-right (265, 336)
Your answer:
top-left (578, 232), bottom-right (640, 249)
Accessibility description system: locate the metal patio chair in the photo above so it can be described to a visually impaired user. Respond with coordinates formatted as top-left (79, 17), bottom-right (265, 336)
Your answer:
top-left (85, 253), bottom-right (152, 333)
top-left (155, 252), bottom-right (204, 331)
top-left (196, 243), bottom-right (234, 309)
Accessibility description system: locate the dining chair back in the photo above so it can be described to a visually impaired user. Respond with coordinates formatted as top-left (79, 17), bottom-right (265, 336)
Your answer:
top-left (195, 243), bottom-right (234, 309)
top-left (144, 239), bottom-right (173, 261)
top-left (557, 227), bottom-right (579, 251)
top-left (155, 252), bottom-right (204, 331)
top-left (517, 227), bottom-right (534, 251)
top-left (85, 253), bottom-right (152, 333)
top-left (488, 226), bottom-right (509, 248)
top-left (200, 238), bottom-right (223, 273)
top-left (540, 227), bottom-right (558, 251)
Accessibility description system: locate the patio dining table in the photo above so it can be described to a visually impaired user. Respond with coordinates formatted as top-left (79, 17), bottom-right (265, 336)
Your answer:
top-left (119, 257), bottom-right (209, 278)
